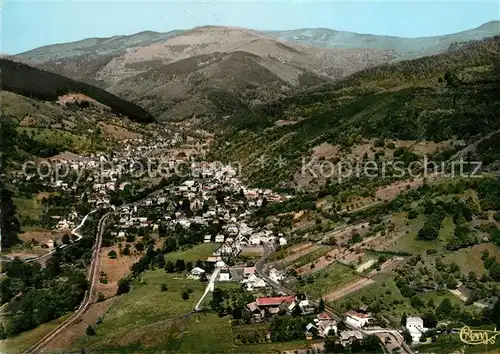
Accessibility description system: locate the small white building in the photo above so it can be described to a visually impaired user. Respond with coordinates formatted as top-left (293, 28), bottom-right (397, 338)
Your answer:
top-left (218, 269), bottom-right (232, 281)
top-left (215, 260), bottom-right (226, 268)
top-left (188, 267), bottom-right (206, 280)
top-left (46, 239), bottom-right (55, 249)
top-left (405, 316), bottom-right (428, 343)
top-left (278, 237), bottom-right (288, 246)
top-left (345, 311), bottom-right (371, 328)
top-left (269, 268), bottom-right (284, 282)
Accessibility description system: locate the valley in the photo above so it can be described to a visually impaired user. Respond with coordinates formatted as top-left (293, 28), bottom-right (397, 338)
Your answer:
top-left (1, 18), bottom-right (500, 354)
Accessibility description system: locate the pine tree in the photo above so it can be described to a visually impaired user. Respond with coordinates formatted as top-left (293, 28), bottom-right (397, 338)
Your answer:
top-left (401, 312), bottom-right (407, 327)
top-left (318, 298), bottom-right (325, 312)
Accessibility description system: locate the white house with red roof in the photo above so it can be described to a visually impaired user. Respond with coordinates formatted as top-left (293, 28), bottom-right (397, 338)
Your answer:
top-left (255, 296), bottom-right (295, 308)
top-left (345, 310), bottom-right (372, 328)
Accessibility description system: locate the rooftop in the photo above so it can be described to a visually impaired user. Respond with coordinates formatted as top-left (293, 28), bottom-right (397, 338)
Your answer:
top-left (255, 296), bottom-right (295, 306)
top-left (346, 310), bottom-right (371, 319)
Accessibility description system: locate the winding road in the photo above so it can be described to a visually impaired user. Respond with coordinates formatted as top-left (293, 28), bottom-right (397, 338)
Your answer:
top-left (23, 192), bottom-right (165, 354)
top-left (24, 210), bottom-right (111, 354)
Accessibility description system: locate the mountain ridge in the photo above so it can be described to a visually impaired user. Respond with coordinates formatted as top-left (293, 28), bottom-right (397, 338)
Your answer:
top-left (9, 21), bottom-right (499, 122)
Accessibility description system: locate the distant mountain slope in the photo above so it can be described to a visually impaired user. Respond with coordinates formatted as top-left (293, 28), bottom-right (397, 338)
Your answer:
top-left (210, 36), bottom-right (500, 189)
top-left (10, 26), bottom-right (393, 120)
top-left (10, 23), bottom-right (499, 122)
top-left (107, 49), bottom-right (334, 121)
top-left (262, 21), bottom-right (500, 60)
top-left (14, 30), bottom-right (184, 64)
top-left (0, 59), bottom-right (154, 123)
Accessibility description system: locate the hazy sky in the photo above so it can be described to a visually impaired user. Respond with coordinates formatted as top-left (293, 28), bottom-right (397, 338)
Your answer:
top-left (3, 0), bottom-right (500, 54)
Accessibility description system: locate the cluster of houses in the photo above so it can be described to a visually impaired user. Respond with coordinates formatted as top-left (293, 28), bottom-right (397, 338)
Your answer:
top-left (245, 295), bottom-right (316, 318)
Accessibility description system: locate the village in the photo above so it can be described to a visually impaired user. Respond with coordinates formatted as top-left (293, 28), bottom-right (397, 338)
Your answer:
top-left (2, 129), bottom-right (461, 354)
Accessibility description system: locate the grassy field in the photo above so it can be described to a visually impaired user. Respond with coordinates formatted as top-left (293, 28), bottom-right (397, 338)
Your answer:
top-left (232, 323), bottom-right (270, 344)
top-left (16, 127), bottom-right (93, 152)
top-left (332, 272), bottom-right (478, 326)
top-left (289, 246), bottom-right (331, 269)
top-left (13, 197), bottom-right (42, 225)
top-left (293, 261), bottom-right (362, 299)
top-left (164, 243), bottom-right (221, 263)
top-left (392, 213), bottom-right (448, 253)
top-left (78, 310), bottom-right (320, 353)
top-left (440, 243), bottom-right (500, 276)
top-left (331, 273), bottom-right (413, 325)
top-left (0, 313), bottom-right (72, 353)
top-left (439, 216), bottom-right (456, 244)
top-left (75, 270), bottom-right (205, 349)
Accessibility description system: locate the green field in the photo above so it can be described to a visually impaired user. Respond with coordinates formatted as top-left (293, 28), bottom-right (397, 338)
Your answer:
top-left (415, 328), bottom-right (500, 354)
top-left (164, 243), bottom-right (221, 263)
top-left (392, 213), bottom-right (448, 253)
top-left (13, 197), bottom-right (42, 225)
top-left (232, 323), bottom-right (270, 344)
top-left (76, 302), bottom-right (320, 353)
top-left (289, 246), bottom-right (331, 269)
top-left (16, 127), bottom-right (93, 152)
top-left (0, 313), bottom-right (71, 353)
top-left (75, 271), bottom-right (205, 349)
top-left (332, 273), bottom-right (478, 326)
top-left (331, 273), bottom-right (413, 325)
top-left (293, 261), bottom-right (362, 299)
top-left (440, 243), bottom-right (500, 276)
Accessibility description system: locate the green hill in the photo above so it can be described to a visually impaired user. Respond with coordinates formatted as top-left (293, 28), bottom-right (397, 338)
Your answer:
top-left (211, 36), bottom-right (500, 189)
top-left (0, 59), bottom-right (154, 124)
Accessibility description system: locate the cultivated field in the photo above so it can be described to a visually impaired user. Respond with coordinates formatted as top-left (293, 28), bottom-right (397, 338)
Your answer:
top-left (74, 270), bottom-right (205, 350)
top-left (292, 261), bottom-right (362, 299)
top-left (164, 243), bottom-right (221, 263)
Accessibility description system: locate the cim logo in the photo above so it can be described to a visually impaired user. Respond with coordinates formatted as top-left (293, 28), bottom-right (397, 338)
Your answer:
top-left (459, 326), bottom-right (500, 345)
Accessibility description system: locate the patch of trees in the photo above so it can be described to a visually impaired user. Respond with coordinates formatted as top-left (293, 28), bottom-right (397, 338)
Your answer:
top-left (0, 211), bottom-right (104, 338)
top-left (269, 315), bottom-right (315, 342)
top-left (1, 258), bottom-right (89, 338)
top-left (324, 335), bottom-right (382, 353)
top-left (418, 212), bottom-right (445, 241)
top-left (0, 186), bottom-right (21, 249)
top-left (255, 193), bottom-right (316, 218)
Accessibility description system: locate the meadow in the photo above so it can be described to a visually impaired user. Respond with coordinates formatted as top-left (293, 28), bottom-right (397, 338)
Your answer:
top-left (292, 261), bottom-right (362, 299)
top-left (164, 243), bottom-right (221, 263)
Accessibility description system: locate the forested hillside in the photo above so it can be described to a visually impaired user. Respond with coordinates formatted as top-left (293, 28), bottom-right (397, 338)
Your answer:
top-left (0, 59), bottom-right (154, 123)
top-left (211, 36), bottom-right (500, 189)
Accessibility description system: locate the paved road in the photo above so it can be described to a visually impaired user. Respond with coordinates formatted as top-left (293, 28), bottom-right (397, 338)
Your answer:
top-left (255, 242), bottom-right (414, 354)
top-left (194, 268), bottom-right (221, 311)
top-left (23, 191), bottom-right (165, 354)
top-left (24, 211), bottom-right (111, 354)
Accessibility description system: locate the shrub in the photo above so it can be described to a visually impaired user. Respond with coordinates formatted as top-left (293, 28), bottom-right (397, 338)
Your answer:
top-left (135, 242), bottom-right (145, 252)
top-left (117, 277), bottom-right (131, 295)
top-left (374, 138), bottom-right (385, 148)
top-left (86, 325), bottom-right (96, 336)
